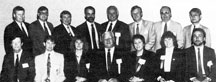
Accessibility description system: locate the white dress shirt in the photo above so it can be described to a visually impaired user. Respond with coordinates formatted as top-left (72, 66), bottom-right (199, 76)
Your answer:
top-left (164, 47), bottom-right (174, 72)
top-left (106, 20), bottom-right (117, 31)
top-left (16, 21), bottom-right (29, 36)
top-left (86, 21), bottom-right (99, 49)
top-left (35, 51), bottom-right (65, 82)
top-left (194, 45), bottom-right (205, 74)
top-left (134, 20), bottom-right (142, 34)
top-left (63, 24), bottom-right (75, 37)
top-left (161, 21), bottom-right (171, 36)
top-left (105, 47), bottom-right (115, 70)
top-left (190, 23), bottom-right (201, 34)
top-left (39, 20), bottom-right (52, 36)
top-left (14, 49), bottom-right (23, 65)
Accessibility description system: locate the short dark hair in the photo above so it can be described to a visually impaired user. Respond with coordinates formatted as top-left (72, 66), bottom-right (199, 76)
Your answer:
top-left (44, 36), bottom-right (55, 43)
top-left (160, 6), bottom-right (171, 14)
top-left (84, 6), bottom-right (95, 14)
top-left (189, 8), bottom-right (202, 16)
top-left (37, 6), bottom-right (48, 19)
top-left (70, 35), bottom-right (89, 53)
top-left (107, 5), bottom-right (118, 14)
top-left (131, 5), bottom-right (142, 14)
top-left (12, 6), bottom-right (25, 20)
top-left (191, 28), bottom-right (206, 44)
top-left (11, 36), bottom-right (23, 44)
top-left (60, 10), bottom-right (71, 18)
top-left (132, 34), bottom-right (145, 49)
top-left (160, 31), bottom-right (178, 48)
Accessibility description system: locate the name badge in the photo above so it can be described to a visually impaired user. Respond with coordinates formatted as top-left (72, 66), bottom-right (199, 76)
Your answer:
top-left (22, 63), bottom-right (29, 68)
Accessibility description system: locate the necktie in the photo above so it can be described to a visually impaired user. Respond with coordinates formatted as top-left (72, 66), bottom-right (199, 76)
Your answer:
top-left (197, 48), bottom-right (205, 81)
top-left (136, 24), bottom-right (139, 34)
top-left (44, 23), bottom-right (49, 36)
top-left (14, 54), bottom-right (19, 82)
top-left (47, 54), bottom-right (51, 78)
top-left (108, 23), bottom-right (113, 31)
top-left (67, 26), bottom-right (72, 36)
top-left (192, 25), bottom-right (196, 33)
top-left (91, 24), bottom-right (97, 49)
top-left (21, 23), bottom-right (28, 36)
top-left (107, 49), bottom-right (111, 72)
top-left (164, 23), bottom-right (167, 33)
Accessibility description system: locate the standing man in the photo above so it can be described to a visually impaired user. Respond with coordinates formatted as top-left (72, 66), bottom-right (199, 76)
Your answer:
top-left (101, 6), bottom-right (131, 51)
top-left (129, 5), bottom-right (154, 51)
top-left (53, 10), bottom-right (78, 55)
top-left (34, 36), bottom-right (65, 82)
top-left (149, 6), bottom-right (183, 52)
top-left (29, 6), bottom-right (54, 56)
top-left (0, 36), bottom-right (35, 82)
top-left (183, 8), bottom-right (211, 48)
top-left (4, 6), bottom-right (32, 55)
top-left (77, 6), bottom-right (101, 51)
top-left (186, 28), bottom-right (216, 82)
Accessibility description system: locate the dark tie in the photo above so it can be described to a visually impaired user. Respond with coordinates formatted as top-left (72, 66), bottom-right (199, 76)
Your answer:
top-left (136, 24), bottom-right (139, 34)
top-left (91, 24), bottom-right (97, 49)
top-left (108, 23), bottom-right (113, 31)
top-left (164, 23), bottom-right (167, 33)
top-left (21, 23), bottom-right (28, 36)
top-left (44, 23), bottom-right (49, 36)
top-left (197, 48), bottom-right (205, 81)
top-left (107, 49), bottom-right (111, 72)
top-left (14, 54), bottom-right (19, 82)
top-left (47, 54), bottom-right (51, 78)
top-left (192, 25), bottom-right (196, 33)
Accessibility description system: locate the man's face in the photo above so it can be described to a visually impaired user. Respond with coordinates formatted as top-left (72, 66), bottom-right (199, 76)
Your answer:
top-left (131, 8), bottom-right (142, 22)
top-left (61, 14), bottom-right (71, 25)
top-left (14, 10), bottom-right (25, 23)
top-left (164, 37), bottom-right (174, 48)
top-left (75, 39), bottom-right (84, 50)
top-left (11, 38), bottom-right (23, 53)
top-left (192, 31), bottom-right (205, 46)
top-left (160, 7), bottom-right (171, 22)
top-left (133, 38), bottom-right (144, 51)
top-left (38, 10), bottom-right (48, 21)
top-left (190, 12), bottom-right (201, 24)
top-left (85, 9), bottom-right (95, 23)
top-left (44, 40), bottom-right (55, 51)
top-left (103, 33), bottom-right (114, 48)
top-left (107, 9), bottom-right (118, 22)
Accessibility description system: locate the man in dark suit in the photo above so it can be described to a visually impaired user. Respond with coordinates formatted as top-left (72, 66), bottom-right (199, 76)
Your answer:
top-left (4, 6), bottom-right (32, 55)
top-left (101, 6), bottom-right (131, 51)
top-left (92, 31), bottom-right (126, 82)
top-left (0, 36), bottom-right (35, 82)
top-left (77, 6), bottom-right (101, 51)
top-left (186, 28), bottom-right (216, 82)
top-left (29, 6), bottom-right (54, 56)
top-left (53, 10), bottom-right (78, 55)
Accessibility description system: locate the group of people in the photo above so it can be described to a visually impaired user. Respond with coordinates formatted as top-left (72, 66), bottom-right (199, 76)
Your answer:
top-left (0, 4), bottom-right (215, 82)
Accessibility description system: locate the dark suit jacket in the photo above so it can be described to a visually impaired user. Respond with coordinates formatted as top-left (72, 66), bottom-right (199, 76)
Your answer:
top-left (186, 46), bottom-right (216, 82)
top-left (155, 48), bottom-right (185, 82)
top-left (124, 50), bottom-right (155, 82)
top-left (53, 24), bottom-right (78, 55)
top-left (64, 51), bottom-right (89, 82)
top-left (76, 22), bottom-right (102, 50)
top-left (92, 48), bottom-right (127, 82)
top-left (4, 21), bottom-right (32, 54)
top-left (101, 20), bottom-right (131, 51)
top-left (29, 20), bottom-right (53, 56)
top-left (0, 51), bottom-right (35, 82)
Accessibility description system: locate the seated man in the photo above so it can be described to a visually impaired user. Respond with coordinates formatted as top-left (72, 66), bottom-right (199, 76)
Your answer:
top-left (0, 36), bottom-right (35, 82)
top-left (34, 36), bottom-right (65, 82)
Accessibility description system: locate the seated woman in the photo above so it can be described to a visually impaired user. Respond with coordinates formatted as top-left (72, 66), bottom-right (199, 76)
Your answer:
top-left (155, 31), bottom-right (185, 82)
top-left (64, 36), bottom-right (91, 82)
top-left (125, 34), bottom-right (156, 82)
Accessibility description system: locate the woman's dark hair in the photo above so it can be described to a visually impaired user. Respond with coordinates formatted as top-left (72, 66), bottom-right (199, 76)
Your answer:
top-left (132, 34), bottom-right (145, 49)
top-left (160, 31), bottom-right (178, 48)
top-left (70, 35), bottom-right (88, 53)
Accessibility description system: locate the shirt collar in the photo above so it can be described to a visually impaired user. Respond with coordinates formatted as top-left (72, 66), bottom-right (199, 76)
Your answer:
top-left (39, 19), bottom-right (46, 26)
top-left (44, 50), bottom-right (54, 56)
top-left (109, 20), bottom-right (117, 26)
top-left (194, 44), bottom-right (204, 51)
top-left (105, 47), bottom-right (115, 53)
top-left (192, 23), bottom-right (201, 28)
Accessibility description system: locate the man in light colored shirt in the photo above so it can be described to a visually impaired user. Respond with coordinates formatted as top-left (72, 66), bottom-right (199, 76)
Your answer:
top-left (148, 6), bottom-right (183, 52)
top-left (185, 28), bottom-right (216, 82)
top-left (129, 5), bottom-right (154, 51)
top-left (35, 36), bottom-right (65, 82)
top-left (183, 8), bottom-right (211, 48)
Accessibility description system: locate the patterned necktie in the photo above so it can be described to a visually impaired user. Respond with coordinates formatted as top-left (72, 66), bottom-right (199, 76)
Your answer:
top-left (107, 49), bottom-right (111, 72)
top-left (164, 23), bottom-right (167, 33)
top-left (91, 24), bottom-right (97, 49)
top-left (136, 24), bottom-right (139, 34)
top-left (108, 23), bottom-right (113, 31)
top-left (14, 54), bottom-right (19, 82)
top-left (47, 54), bottom-right (51, 78)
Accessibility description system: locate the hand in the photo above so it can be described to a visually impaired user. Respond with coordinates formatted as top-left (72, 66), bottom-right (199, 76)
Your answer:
top-left (202, 77), bottom-right (211, 82)
top-left (108, 78), bottom-right (119, 82)
top-left (129, 76), bottom-right (144, 82)
top-left (98, 79), bottom-right (108, 82)
top-left (75, 76), bottom-right (87, 82)
top-left (159, 77), bottom-right (166, 82)
top-left (191, 78), bottom-right (201, 82)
